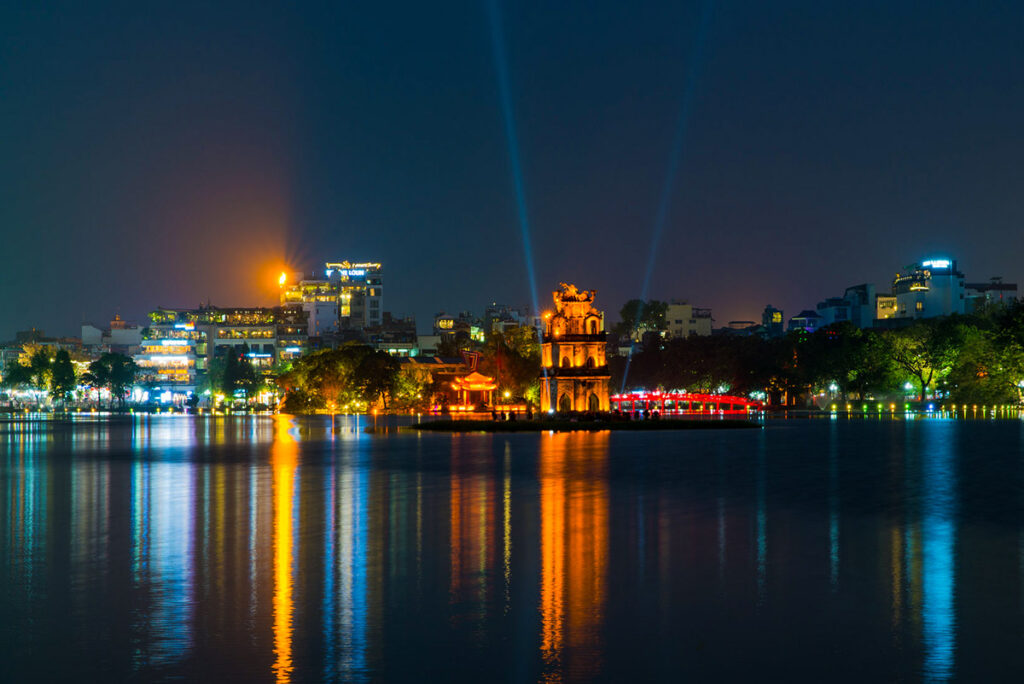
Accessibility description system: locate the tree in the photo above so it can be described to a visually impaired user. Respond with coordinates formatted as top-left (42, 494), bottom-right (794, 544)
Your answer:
top-left (1, 361), bottom-right (33, 390)
top-left (28, 347), bottom-right (52, 390)
top-left (197, 357), bottom-right (226, 398)
top-left (615, 299), bottom-right (669, 340)
top-left (885, 320), bottom-right (964, 401)
top-left (354, 350), bottom-right (401, 409)
top-left (276, 345), bottom-right (374, 412)
top-left (50, 350), bottom-right (77, 406)
top-left (944, 320), bottom-right (1024, 404)
top-left (479, 326), bottom-right (542, 401)
top-left (85, 353), bottom-right (138, 409)
top-left (391, 365), bottom-right (433, 411)
top-left (222, 345), bottom-right (260, 400)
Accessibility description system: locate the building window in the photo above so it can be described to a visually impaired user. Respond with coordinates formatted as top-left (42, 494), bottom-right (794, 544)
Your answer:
top-left (916, 302), bottom-right (923, 312)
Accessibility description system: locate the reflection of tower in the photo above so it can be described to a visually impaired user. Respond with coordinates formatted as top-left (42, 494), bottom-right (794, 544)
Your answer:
top-left (540, 284), bottom-right (610, 412)
top-left (538, 431), bottom-right (609, 680)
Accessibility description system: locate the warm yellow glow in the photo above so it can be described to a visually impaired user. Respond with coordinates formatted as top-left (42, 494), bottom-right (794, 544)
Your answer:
top-left (539, 431), bottom-right (609, 680)
top-left (449, 442), bottom-right (494, 607)
top-left (278, 271), bottom-right (287, 286)
top-left (272, 416), bottom-right (297, 683)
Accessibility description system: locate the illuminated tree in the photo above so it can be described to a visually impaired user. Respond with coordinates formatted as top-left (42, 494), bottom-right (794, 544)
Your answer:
top-left (85, 353), bottom-right (138, 409)
top-left (885, 320), bottom-right (964, 401)
top-left (354, 350), bottom-right (401, 409)
top-left (28, 347), bottom-right (52, 390)
top-left (392, 366), bottom-right (433, 410)
top-left (479, 326), bottom-right (541, 403)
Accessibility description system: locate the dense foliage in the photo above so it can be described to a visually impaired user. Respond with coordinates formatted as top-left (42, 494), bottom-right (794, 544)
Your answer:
top-left (83, 353), bottom-right (138, 408)
top-left (277, 345), bottom-right (406, 413)
top-left (276, 327), bottom-right (542, 414)
top-left (613, 303), bottom-right (1024, 405)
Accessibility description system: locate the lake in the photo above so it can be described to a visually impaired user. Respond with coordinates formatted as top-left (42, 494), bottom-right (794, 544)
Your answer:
top-left (1, 415), bottom-right (1022, 682)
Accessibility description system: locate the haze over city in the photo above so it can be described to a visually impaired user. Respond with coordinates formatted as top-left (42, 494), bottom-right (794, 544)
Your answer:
top-left (3, 1), bottom-right (1023, 338)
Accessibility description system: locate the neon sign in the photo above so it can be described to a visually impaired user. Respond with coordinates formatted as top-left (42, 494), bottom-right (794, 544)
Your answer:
top-left (922, 259), bottom-right (950, 269)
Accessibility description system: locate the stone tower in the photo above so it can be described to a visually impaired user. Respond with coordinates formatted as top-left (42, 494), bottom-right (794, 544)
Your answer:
top-left (540, 283), bottom-right (610, 413)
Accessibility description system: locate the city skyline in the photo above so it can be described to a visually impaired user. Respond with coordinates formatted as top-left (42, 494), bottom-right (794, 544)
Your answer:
top-left (4, 250), bottom-right (1013, 339)
top-left (3, 2), bottom-right (1024, 339)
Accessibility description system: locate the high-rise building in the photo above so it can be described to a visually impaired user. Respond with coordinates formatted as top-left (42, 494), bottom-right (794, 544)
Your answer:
top-left (892, 258), bottom-right (965, 319)
top-left (135, 313), bottom-right (207, 399)
top-left (280, 260), bottom-right (384, 334)
top-left (326, 261), bottom-right (383, 328)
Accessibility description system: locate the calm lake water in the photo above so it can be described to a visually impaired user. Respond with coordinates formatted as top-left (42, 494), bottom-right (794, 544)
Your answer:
top-left (1, 415), bottom-right (1022, 682)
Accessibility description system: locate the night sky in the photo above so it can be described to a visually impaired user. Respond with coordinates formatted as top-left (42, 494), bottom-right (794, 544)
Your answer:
top-left (3, 1), bottom-right (1022, 339)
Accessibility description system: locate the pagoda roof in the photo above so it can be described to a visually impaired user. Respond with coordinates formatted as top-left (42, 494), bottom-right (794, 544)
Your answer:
top-left (451, 371), bottom-right (497, 391)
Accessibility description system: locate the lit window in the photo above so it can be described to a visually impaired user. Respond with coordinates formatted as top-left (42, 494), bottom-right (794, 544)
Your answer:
top-left (916, 302), bottom-right (923, 312)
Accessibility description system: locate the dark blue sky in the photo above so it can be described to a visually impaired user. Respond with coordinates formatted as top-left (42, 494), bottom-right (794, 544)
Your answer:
top-left (2, 1), bottom-right (1022, 338)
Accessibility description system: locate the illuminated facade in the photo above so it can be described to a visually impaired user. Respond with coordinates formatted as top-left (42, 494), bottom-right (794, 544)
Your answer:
top-left (280, 276), bottom-right (340, 337)
top-left (281, 261), bottom-right (384, 332)
top-left (876, 294), bottom-right (897, 320)
top-left (762, 305), bottom-right (784, 337)
top-left (135, 317), bottom-right (207, 398)
top-left (326, 261), bottom-right (383, 328)
top-left (433, 311), bottom-right (484, 344)
top-left (540, 284), bottom-right (610, 412)
top-left (892, 258), bottom-right (965, 319)
top-left (142, 306), bottom-right (307, 382)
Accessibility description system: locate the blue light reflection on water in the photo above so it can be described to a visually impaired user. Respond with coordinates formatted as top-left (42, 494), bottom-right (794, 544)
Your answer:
top-left (920, 423), bottom-right (957, 682)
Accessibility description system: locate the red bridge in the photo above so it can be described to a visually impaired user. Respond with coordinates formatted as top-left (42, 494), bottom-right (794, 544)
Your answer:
top-left (610, 390), bottom-right (763, 416)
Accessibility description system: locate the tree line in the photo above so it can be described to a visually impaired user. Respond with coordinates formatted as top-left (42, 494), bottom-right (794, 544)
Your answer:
top-left (614, 301), bottom-right (1024, 405)
top-left (1, 347), bottom-right (139, 408)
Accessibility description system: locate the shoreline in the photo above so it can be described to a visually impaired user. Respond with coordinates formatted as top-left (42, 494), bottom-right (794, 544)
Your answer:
top-left (407, 418), bottom-right (762, 433)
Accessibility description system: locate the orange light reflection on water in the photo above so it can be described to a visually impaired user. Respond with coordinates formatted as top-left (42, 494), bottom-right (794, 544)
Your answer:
top-left (271, 416), bottom-right (298, 683)
top-left (539, 430), bottom-right (609, 681)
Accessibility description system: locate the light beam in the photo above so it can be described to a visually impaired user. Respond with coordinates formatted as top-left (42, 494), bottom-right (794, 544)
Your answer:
top-left (622, 0), bottom-right (714, 391)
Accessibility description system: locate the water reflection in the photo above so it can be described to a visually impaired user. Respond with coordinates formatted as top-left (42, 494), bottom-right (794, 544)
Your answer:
top-left (920, 424), bottom-right (957, 682)
top-left (449, 437), bottom-right (496, 631)
top-left (0, 416), bottom-right (1018, 681)
top-left (538, 431), bottom-right (609, 681)
top-left (271, 416), bottom-right (297, 683)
